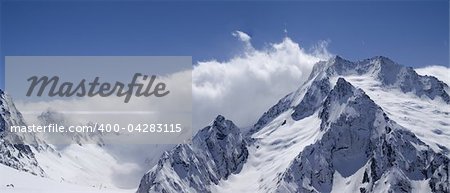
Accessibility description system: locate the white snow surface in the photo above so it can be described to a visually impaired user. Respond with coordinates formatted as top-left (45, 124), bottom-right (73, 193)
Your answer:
top-left (0, 164), bottom-right (135, 193)
top-left (330, 163), bottom-right (367, 193)
top-left (212, 111), bottom-right (323, 193)
top-left (340, 74), bottom-right (450, 153)
top-left (33, 144), bottom-right (140, 189)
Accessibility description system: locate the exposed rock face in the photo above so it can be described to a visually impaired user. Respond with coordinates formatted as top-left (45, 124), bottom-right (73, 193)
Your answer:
top-left (0, 90), bottom-right (45, 176)
top-left (325, 56), bottom-right (450, 103)
top-left (137, 115), bottom-right (248, 193)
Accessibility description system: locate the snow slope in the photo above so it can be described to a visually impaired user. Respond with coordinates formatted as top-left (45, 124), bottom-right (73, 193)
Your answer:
top-left (342, 74), bottom-right (450, 154)
top-left (34, 144), bottom-right (141, 189)
top-left (0, 164), bottom-right (134, 193)
top-left (213, 112), bottom-right (322, 193)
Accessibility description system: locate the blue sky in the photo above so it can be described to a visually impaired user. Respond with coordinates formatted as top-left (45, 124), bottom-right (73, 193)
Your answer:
top-left (1, 0), bottom-right (449, 89)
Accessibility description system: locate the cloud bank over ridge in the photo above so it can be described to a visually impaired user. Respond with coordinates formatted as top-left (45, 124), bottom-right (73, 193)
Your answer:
top-left (192, 30), bottom-right (332, 129)
top-left (14, 31), bottom-right (333, 131)
top-left (415, 65), bottom-right (450, 86)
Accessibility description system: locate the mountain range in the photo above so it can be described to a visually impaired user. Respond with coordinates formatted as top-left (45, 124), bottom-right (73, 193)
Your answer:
top-left (137, 56), bottom-right (450, 193)
top-left (1, 56), bottom-right (449, 193)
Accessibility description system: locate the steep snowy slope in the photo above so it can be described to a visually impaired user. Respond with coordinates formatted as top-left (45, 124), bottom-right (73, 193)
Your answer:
top-left (137, 115), bottom-right (248, 193)
top-left (0, 90), bottom-right (45, 176)
top-left (213, 111), bottom-right (322, 193)
top-left (323, 56), bottom-right (450, 153)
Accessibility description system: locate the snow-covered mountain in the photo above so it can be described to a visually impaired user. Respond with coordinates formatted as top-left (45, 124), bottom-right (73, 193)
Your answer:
top-left (276, 78), bottom-right (448, 193)
top-left (0, 90), bottom-right (45, 176)
top-left (1, 55), bottom-right (449, 192)
top-left (137, 56), bottom-right (450, 193)
top-left (36, 109), bottom-right (106, 146)
top-left (0, 90), bottom-right (148, 192)
top-left (137, 115), bottom-right (248, 193)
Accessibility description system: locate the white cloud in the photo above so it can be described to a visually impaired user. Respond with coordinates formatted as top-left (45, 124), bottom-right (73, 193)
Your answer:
top-left (232, 30), bottom-right (253, 50)
top-left (415, 65), bottom-right (450, 86)
top-left (16, 31), bottom-right (332, 131)
top-left (232, 30), bottom-right (251, 42)
top-left (192, 32), bottom-right (332, 129)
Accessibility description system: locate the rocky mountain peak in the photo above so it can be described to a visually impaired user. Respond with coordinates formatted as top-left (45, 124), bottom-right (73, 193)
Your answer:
top-left (137, 115), bottom-right (248, 193)
top-left (331, 77), bottom-right (356, 98)
top-left (277, 78), bottom-right (449, 193)
top-left (368, 55), bottom-right (396, 65)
